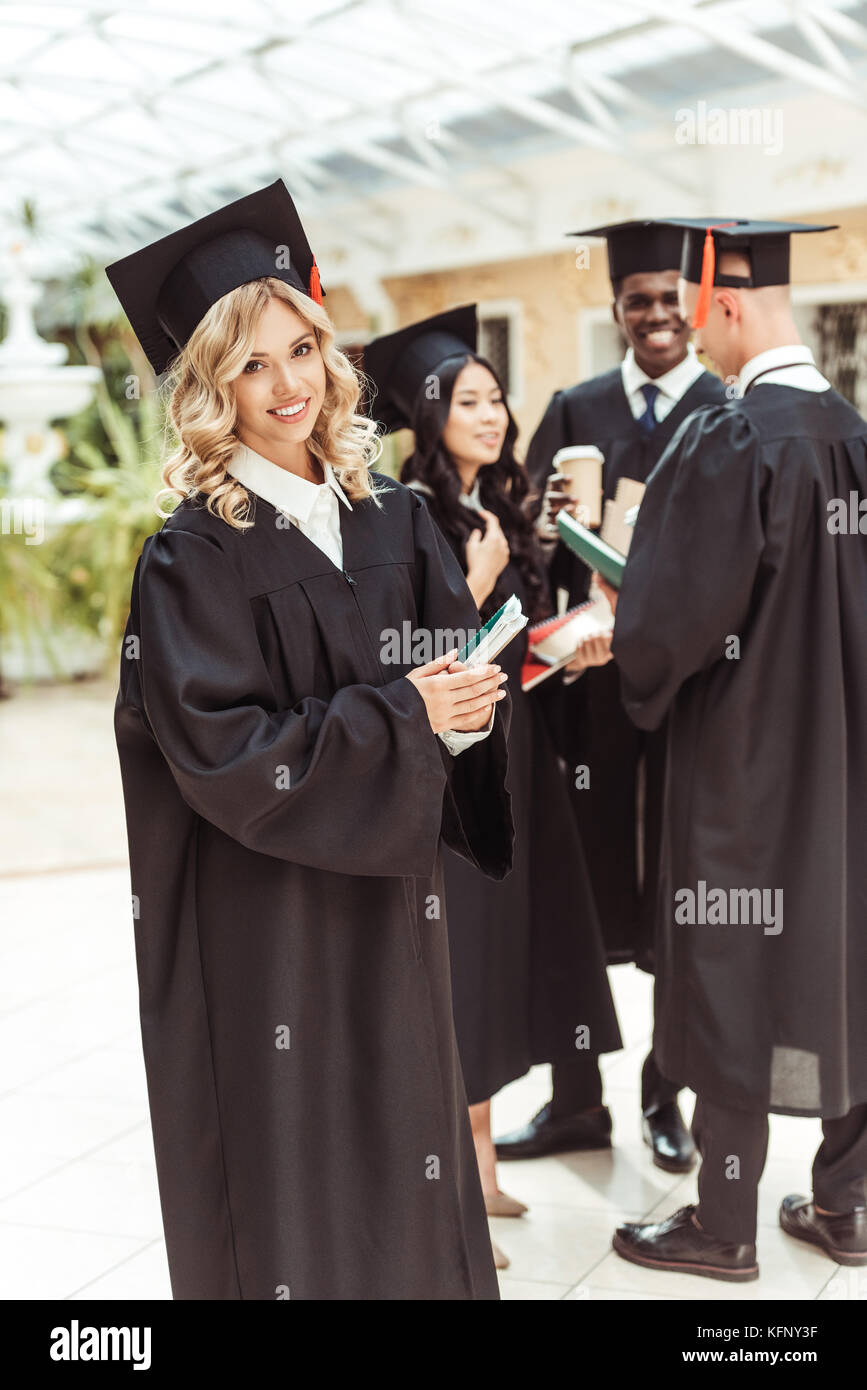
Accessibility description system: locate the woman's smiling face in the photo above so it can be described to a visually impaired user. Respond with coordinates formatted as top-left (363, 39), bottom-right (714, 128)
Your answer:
top-left (231, 295), bottom-right (327, 459)
top-left (442, 360), bottom-right (509, 470)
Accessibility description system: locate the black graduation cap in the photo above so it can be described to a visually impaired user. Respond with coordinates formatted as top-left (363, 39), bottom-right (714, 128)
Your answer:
top-left (663, 217), bottom-right (837, 288)
top-left (363, 305), bottom-right (477, 433)
top-left (105, 179), bottom-right (323, 375)
top-left (657, 217), bottom-right (837, 329)
top-left (569, 220), bottom-right (686, 283)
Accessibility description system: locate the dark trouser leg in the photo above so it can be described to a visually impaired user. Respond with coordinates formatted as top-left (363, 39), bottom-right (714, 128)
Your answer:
top-left (641, 1047), bottom-right (680, 1116)
top-left (550, 1054), bottom-right (603, 1119)
top-left (693, 1096), bottom-right (769, 1245)
top-left (812, 1103), bottom-right (867, 1212)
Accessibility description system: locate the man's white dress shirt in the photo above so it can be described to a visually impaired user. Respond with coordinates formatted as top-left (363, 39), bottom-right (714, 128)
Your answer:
top-left (620, 342), bottom-right (706, 424)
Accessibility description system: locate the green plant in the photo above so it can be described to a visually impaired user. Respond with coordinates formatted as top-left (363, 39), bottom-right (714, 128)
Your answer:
top-left (0, 327), bottom-right (169, 679)
top-left (48, 332), bottom-right (169, 668)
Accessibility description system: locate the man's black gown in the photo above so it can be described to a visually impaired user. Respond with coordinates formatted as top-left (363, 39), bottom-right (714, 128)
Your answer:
top-left (412, 490), bottom-right (622, 1105)
top-left (525, 365), bottom-right (727, 968)
top-left (614, 385), bottom-right (867, 1117)
top-left (114, 476), bottom-right (514, 1300)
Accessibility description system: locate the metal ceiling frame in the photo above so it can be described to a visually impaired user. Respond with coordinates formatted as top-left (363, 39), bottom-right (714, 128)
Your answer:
top-left (0, 0), bottom-right (865, 278)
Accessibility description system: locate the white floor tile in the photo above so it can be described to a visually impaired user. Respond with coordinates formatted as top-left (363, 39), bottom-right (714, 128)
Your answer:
top-left (497, 1276), bottom-right (572, 1300)
top-left (23, 1045), bottom-right (149, 1109)
top-left (0, 1159), bottom-right (163, 1240)
top-left (565, 1283), bottom-right (693, 1301)
top-left (0, 1091), bottom-right (145, 1159)
top-left (0, 1149), bottom-right (69, 1201)
top-left (0, 1223), bottom-right (144, 1300)
top-left (67, 1240), bottom-right (172, 1300)
top-left (487, 1205), bottom-right (625, 1286)
top-left (817, 1266), bottom-right (867, 1301)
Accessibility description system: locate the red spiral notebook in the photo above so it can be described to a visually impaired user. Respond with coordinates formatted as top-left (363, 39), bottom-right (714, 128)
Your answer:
top-left (520, 590), bottom-right (614, 691)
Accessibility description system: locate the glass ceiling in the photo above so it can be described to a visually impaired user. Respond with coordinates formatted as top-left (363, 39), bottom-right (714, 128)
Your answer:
top-left (1, 0), bottom-right (866, 281)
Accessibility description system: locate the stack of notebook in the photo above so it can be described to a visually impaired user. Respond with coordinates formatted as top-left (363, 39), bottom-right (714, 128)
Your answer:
top-left (521, 589), bottom-right (615, 691)
top-left (456, 594), bottom-right (527, 667)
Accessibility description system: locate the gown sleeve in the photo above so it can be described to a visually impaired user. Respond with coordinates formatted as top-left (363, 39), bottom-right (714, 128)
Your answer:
top-left (612, 406), bottom-right (766, 731)
top-left (133, 526), bottom-right (452, 879)
top-left (410, 493), bottom-right (515, 881)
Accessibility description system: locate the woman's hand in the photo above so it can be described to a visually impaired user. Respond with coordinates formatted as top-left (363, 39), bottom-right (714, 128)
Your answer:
top-left (405, 650), bottom-right (508, 733)
top-left (563, 632), bottom-right (614, 675)
top-left (465, 508), bottom-right (510, 608)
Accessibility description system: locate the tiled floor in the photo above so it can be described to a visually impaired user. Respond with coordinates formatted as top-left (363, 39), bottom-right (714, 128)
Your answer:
top-left (0, 679), bottom-right (861, 1301)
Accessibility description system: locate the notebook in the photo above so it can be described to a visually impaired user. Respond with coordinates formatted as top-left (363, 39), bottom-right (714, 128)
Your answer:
top-left (455, 594), bottom-right (527, 668)
top-left (557, 478), bottom-right (646, 588)
top-left (520, 590), bottom-right (614, 691)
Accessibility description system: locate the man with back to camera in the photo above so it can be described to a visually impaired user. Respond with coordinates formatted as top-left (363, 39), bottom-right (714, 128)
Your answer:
top-left (608, 217), bottom-right (867, 1280)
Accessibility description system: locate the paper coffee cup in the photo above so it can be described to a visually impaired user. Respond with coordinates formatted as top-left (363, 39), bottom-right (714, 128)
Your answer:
top-left (552, 446), bottom-right (604, 528)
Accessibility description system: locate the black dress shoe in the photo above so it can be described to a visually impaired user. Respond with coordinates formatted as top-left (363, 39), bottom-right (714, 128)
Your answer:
top-left (779, 1195), bottom-right (867, 1266)
top-left (613, 1205), bottom-right (759, 1282)
top-left (494, 1102), bottom-right (612, 1160)
top-left (642, 1100), bottom-right (696, 1173)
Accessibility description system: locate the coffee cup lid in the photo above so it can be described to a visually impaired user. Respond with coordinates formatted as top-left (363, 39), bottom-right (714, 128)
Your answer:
top-left (553, 445), bottom-right (604, 467)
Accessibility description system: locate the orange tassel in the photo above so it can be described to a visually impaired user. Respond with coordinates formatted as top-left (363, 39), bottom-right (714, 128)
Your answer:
top-left (692, 228), bottom-right (715, 330)
top-left (309, 258), bottom-right (323, 305)
top-left (692, 222), bottom-right (738, 330)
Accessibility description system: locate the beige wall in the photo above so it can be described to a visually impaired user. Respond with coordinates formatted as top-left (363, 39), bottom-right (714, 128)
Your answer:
top-left (328, 206), bottom-right (867, 453)
top-left (380, 252), bottom-right (612, 446)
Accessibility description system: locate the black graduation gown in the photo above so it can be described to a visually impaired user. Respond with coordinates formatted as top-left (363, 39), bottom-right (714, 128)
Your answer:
top-left (525, 366), bottom-right (728, 967)
top-left (415, 494), bottom-right (622, 1105)
top-left (613, 385), bottom-right (867, 1119)
top-left (114, 475), bottom-right (514, 1300)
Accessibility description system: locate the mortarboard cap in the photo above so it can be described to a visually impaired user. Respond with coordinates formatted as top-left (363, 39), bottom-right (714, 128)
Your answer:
top-left (105, 179), bottom-right (324, 375)
top-left (660, 217), bottom-right (837, 328)
top-left (363, 305), bottom-right (477, 433)
top-left (569, 220), bottom-right (687, 284)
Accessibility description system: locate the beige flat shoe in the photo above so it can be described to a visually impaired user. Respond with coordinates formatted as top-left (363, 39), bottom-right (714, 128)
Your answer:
top-left (485, 1190), bottom-right (529, 1218)
top-left (491, 1239), bottom-right (510, 1269)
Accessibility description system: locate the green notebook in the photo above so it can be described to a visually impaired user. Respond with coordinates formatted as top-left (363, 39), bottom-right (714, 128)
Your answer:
top-left (557, 511), bottom-right (627, 589)
top-left (455, 594), bottom-right (527, 666)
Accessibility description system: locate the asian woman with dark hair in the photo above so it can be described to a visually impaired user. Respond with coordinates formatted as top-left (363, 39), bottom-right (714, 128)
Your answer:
top-left (365, 313), bottom-right (622, 1266)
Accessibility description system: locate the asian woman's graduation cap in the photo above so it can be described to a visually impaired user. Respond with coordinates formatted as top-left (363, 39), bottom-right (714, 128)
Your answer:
top-left (660, 217), bottom-right (837, 327)
top-left (569, 220), bottom-right (687, 284)
top-left (105, 179), bottom-right (324, 375)
top-left (363, 305), bottom-right (477, 433)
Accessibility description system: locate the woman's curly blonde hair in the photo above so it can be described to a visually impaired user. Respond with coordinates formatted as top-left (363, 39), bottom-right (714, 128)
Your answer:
top-left (156, 276), bottom-right (383, 528)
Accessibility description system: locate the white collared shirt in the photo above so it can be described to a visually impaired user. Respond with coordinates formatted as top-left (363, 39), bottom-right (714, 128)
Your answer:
top-left (228, 442), bottom-right (492, 755)
top-left (459, 477), bottom-right (483, 512)
top-left (738, 345), bottom-right (830, 396)
top-left (229, 441), bottom-right (352, 571)
top-left (621, 343), bottom-right (705, 424)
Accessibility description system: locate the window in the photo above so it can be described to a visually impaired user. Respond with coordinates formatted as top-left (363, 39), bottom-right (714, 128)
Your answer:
top-left (478, 302), bottom-right (522, 405)
top-left (814, 303), bottom-right (867, 414)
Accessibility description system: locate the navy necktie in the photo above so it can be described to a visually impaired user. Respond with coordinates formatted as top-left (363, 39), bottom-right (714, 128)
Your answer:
top-left (637, 382), bottom-right (660, 435)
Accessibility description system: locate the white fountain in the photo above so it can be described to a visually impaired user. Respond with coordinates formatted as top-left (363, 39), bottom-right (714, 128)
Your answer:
top-left (0, 241), bottom-right (101, 508)
top-left (0, 240), bottom-right (102, 682)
